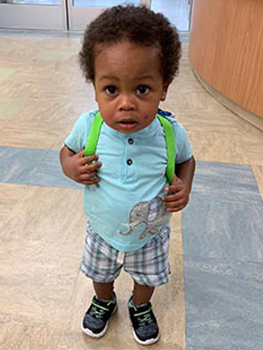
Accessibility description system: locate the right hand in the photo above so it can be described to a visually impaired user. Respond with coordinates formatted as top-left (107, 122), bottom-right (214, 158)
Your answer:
top-left (63, 149), bottom-right (102, 185)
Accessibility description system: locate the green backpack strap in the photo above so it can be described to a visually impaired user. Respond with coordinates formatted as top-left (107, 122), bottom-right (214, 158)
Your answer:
top-left (157, 115), bottom-right (176, 184)
top-left (84, 111), bottom-right (176, 184)
top-left (84, 111), bottom-right (103, 157)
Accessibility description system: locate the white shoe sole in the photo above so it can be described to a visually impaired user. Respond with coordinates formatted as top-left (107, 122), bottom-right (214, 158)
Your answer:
top-left (133, 330), bottom-right (160, 346)
top-left (81, 322), bottom-right (108, 338)
top-left (81, 304), bottom-right (117, 338)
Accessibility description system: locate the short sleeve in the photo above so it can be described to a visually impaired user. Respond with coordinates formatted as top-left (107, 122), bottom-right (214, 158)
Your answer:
top-left (64, 110), bottom-right (96, 154)
top-left (174, 121), bottom-right (193, 164)
top-left (164, 115), bottom-right (193, 164)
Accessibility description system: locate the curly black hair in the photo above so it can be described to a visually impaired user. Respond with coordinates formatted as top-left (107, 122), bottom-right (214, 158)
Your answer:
top-left (79, 5), bottom-right (181, 86)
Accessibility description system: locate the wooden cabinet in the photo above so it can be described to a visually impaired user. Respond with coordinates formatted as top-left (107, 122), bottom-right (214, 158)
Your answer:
top-left (189, 0), bottom-right (263, 119)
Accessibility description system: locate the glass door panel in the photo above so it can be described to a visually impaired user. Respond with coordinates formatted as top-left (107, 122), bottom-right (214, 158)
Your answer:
top-left (73, 0), bottom-right (140, 6)
top-left (6, 0), bottom-right (60, 4)
top-left (0, 0), bottom-right (191, 33)
top-left (0, 0), bottom-right (66, 30)
top-left (150, 0), bottom-right (190, 31)
top-left (68, 0), bottom-right (143, 31)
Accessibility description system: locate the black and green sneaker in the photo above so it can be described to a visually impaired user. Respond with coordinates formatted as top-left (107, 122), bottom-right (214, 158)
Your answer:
top-left (128, 297), bottom-right (160, 345)
top-left (81, 293), bottom-right (117, 338)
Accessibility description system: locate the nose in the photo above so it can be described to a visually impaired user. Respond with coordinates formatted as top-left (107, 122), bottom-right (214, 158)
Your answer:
top-left (118, 93), bottom-right (136, 111)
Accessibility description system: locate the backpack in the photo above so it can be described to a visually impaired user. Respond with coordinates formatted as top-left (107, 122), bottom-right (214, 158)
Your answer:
top-left (84, 111), bottom-right (176, 184)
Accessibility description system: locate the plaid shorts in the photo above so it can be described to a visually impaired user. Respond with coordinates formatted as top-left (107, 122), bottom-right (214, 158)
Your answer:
top-left (80, 222), bottom-right (171, 287)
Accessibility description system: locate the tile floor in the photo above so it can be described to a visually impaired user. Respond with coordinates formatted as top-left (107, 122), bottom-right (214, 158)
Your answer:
top-left (0, 30), bottom-right (262, 350)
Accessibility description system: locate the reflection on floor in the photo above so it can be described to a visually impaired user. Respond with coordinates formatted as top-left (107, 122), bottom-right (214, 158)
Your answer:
top-left (0, 31), bottom-right (263, 349)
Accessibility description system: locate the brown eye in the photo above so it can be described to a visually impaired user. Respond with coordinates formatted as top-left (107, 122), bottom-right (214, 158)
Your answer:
top-left (136, 85), bottom-right (150, 94)
top-left (105, 86), bottom-right (117, 94)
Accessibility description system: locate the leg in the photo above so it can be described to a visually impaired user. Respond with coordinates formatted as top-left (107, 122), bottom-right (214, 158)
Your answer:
top-left (93, 280), bottom-right (115, 300)
top-left (132, 280), bottom-right (155, 305)
top-left (126, 227), bottom-right (171, 345)
top-left (129, 281), bottom-right (159, 345)
top-left (81, 224), bottom-right (120, 338)
top-left (82, 280), bottom-right (117, 338)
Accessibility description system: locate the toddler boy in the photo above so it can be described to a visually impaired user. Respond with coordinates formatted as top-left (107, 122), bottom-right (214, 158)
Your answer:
top-left (60, 4), bottom-right (195, 346)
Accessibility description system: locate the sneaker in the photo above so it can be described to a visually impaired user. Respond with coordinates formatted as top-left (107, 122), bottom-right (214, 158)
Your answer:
top-left (81, 293), bottom-right (117, 338)
top-left (128, 297), bottom-right (160, 345)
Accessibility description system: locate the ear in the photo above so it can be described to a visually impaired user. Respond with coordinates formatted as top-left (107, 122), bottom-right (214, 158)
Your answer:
top-left (161, 84), bottom-right (169, 101)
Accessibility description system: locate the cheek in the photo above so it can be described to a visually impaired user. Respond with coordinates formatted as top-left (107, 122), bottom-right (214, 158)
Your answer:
top-left (143, 115), bottom-right (154, 123)
top-left (142, 106), bottom-right (160, 120)
top-left (96, 102), bottom-right (109, 116)
top-left (142, 114), bottom-right (156, 126)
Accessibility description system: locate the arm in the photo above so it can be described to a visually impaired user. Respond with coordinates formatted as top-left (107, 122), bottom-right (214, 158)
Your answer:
top-left (59, 145), bottom-right (102, 185)
top-left (163, 156), bottom-right (196, 212)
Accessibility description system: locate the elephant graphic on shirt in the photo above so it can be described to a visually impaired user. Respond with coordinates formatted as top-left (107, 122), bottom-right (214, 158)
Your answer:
top-left (119, 196), bottom-right (170, 240)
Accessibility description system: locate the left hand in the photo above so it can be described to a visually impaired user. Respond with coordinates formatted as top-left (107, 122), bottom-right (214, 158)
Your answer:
top-left (162, 175), bottom-right (190, 212)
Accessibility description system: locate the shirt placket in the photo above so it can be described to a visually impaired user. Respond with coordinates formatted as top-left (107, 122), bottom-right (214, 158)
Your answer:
top-left (123, 136), bottom-right (137, 183)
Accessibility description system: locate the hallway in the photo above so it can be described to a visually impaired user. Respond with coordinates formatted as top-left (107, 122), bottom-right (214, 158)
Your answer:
top-left (0, 31), bottom-right (263, 349)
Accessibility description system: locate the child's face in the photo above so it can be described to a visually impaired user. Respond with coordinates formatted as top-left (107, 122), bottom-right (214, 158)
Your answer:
top-left (93, 40), bottom-right (168, 134)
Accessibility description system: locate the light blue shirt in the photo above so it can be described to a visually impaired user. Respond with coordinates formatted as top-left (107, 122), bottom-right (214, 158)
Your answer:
top-left (65, 109), bottom-right (193, 252)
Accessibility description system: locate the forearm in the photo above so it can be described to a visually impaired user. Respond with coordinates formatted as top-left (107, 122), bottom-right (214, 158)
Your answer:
top-left (60, 145), bottom-right (101, 185)
top-left (175, 156), bottom-right (195, 194)
top-left (60, 145), bottom-right (76, 178)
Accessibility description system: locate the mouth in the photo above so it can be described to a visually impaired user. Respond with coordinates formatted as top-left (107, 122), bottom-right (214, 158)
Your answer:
top-left (119, 120), bottom-right (138, 125)
top-left (117, 119), bottom-right (139, 129)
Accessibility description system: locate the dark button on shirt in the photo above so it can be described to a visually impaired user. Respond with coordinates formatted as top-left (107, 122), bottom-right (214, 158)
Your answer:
top-left (127, 159), bottom-right (133, 165)
top-left (128, 138), bottom-right (134, 145)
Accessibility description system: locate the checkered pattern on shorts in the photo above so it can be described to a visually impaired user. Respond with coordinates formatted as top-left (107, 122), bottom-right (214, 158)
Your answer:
top-left (80, 222), bottom-right (171, 287)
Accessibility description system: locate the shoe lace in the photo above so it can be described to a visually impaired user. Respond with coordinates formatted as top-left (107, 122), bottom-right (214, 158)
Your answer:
top-left (90, 301), bottom-right (109, 319)
top-left (135, 308), bottom-right (154, 327)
